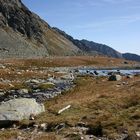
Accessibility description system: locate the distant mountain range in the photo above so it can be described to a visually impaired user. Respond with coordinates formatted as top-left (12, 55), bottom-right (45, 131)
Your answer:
top-left (0, 0), bottom-right (140, 62)
top-left (122, 53), bottom-right (140, 62)
top-left (52, 27), bottom-right (123, 58)
top-left (53, 27), bottom-right (140, 61)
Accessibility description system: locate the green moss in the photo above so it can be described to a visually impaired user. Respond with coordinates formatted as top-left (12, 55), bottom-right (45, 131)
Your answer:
top-left (38, 83), bottom-right (55, 90)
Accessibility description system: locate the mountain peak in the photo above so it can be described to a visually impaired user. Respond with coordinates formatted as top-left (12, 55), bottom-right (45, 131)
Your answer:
top-left (0, 0), bottom-right (80, 58)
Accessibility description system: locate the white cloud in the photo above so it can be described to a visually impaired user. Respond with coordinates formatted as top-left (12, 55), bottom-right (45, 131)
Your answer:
top-left (73, 15), bottom-right (140, 29)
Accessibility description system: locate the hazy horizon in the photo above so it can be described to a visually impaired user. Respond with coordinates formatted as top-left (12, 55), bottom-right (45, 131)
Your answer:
top-left (22, 0), bottom-right (140, 55)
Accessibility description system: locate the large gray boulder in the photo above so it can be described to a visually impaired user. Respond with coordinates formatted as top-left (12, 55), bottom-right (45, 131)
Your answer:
top-left (0, 98), bottom-right (45, 121)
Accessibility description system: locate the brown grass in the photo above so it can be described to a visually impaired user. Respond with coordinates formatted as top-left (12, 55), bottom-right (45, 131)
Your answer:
top-left (0, 57), bottom-right (139, 139)
top-left (34, 75), bottom-right (140, 139)
top-left (0, 76), bottom-right (140, 139)
top-left (0, 56), bottom-right (136, 68)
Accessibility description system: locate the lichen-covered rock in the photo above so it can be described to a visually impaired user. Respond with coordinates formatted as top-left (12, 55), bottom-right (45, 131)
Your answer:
top-left (0, 98), bottom-right (45, 121)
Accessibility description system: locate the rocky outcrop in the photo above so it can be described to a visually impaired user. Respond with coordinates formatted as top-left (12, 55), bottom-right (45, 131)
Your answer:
top-left (0, 0), bottom-right (43, 40)
top-left (0, 0), bottom-right (81, 58)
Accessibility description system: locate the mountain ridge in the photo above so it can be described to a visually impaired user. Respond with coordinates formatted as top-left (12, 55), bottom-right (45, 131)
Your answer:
top-left (0, 0), bottom-right (140, 62)
top-left (52, 27), bottom-right (123, 58)
top-left (53, 27), bottom-right (140, 62)
top-left (122, 53), bottom-right (140, 62)
top-left (0, 0), bottom-right (81, 58)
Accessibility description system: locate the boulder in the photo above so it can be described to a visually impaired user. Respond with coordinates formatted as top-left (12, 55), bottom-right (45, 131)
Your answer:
top-left (0, 98), bottom-right (45, 123)
top-left (17, 89), bottom-right (29, 94)
top-left (0, 92), bottom-right (4, 96)
top-left (108, 74), bottom-right (122, 81)
top-left (126, 75), bottom-right (133, 79)
top-left (94, 70), bottom-right (99, 75)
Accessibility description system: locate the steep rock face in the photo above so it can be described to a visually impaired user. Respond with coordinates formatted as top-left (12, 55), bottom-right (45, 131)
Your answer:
top-left (0, 0), bottom-right (43, 40)
top-left (0, 0), bottom-right (80, 58)
top-left (53, 28), bottom-right (123, 58)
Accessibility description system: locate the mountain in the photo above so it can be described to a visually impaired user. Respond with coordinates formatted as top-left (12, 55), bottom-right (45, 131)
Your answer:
top-left (53, 28), bottom-right (140, 62)
top-left (0, 0), bottom-right (139, 62)
top-left (123, 53), bottom-right (140, 62)
top-left (53, 27), bottom-right (123, 58)
top-left (0, 0), bottom-right (81, 58)
top-left (80, 40), bottom-right (123, 58)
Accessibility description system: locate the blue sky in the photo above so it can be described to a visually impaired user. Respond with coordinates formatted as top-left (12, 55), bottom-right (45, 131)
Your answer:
top-left (22, 0), bottom-right (140, 54)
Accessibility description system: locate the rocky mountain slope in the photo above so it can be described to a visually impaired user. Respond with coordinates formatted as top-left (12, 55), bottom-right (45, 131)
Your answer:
top-left (0, 0), bottom-right (81, 58)
top-left (123, 53), bottom-right (140, 62)
top-left (53, 28), bottom-right (140, 61)
top-left (0, 0), bottom-right (140, 61)
top-left (52, 28), bottom-right (123, 58)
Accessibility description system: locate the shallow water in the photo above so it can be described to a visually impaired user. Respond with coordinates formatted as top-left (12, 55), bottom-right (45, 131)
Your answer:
top-left (79, 69), bottom-right (140, 76)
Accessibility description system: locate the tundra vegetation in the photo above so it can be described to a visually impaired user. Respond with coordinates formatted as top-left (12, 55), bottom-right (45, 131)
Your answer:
top-left (0, 57), bottom-right (139, 140)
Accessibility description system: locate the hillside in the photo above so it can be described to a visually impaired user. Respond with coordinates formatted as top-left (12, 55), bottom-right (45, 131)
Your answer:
top-left (0, 0), bottom-right (81, 58)
top-left (123, 53), bottom-right (140, 62)
top-left (52, 28), bottom-right (123, 58)
top-left (0, 0), bottom-right (140, 62)
top-left (53, 27), bottom-right (140, 61)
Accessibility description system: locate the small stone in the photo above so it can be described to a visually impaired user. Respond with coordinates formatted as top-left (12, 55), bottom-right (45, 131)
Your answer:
top-left (33, 124), bottom-right (39, 128)
top-left (30, 79), bottom-right (40, 84)
top-left (1, 128), bottom-right (5, 131)
top-left (17, 89), bottom-right (29, 94)
top-left (0, 65), bottom-right (6, 69)
top-left (16, 136), bottom-right (26, 140)
top-left (116, 85), bottom-right (121, 88)
top-left (136, 131), bottom-right (140, 137)
top-left (76, 122), bottom-right (87, 127)
top-left (126, 75), bottom-right (133, 79)
top-left (9, 84), bottom-right (14, 88)
top-left (55, 123), bottom-right (65, 131)
top-left (61, 73), bottom-right (74, 81)
top-left (0, 92), bottom-right (4, 96)
top-left (29, 114), bottom-right (35, 120)
top-left (47, 74), bottom-right (51, 77)
top-left (40, 123), bottom-right (47, 131)
top-left (12, 123), bottom-right (17, 129)
top-left (17, 72), bottom-right (22, 75)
